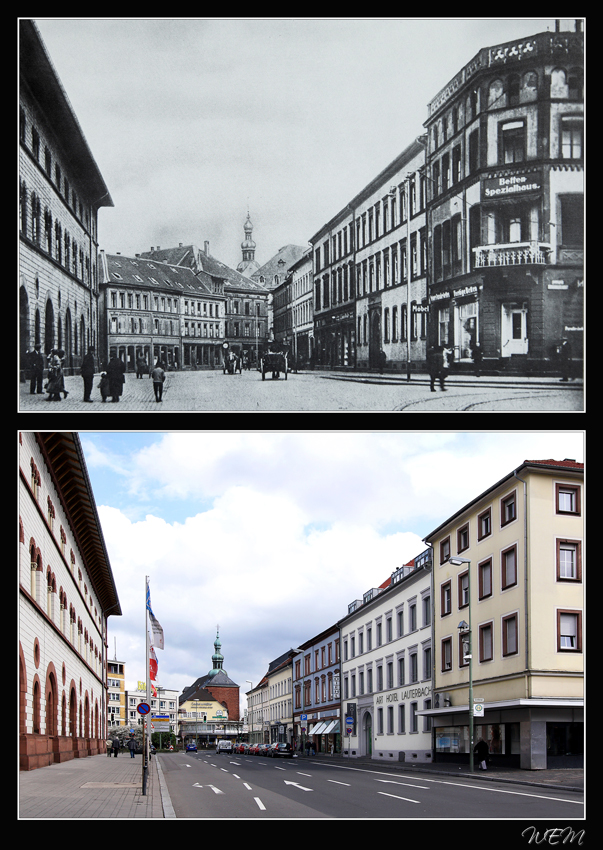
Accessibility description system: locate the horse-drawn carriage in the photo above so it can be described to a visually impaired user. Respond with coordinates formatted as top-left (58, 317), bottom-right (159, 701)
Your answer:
top-left (260, 342), bottom-right (289, 381)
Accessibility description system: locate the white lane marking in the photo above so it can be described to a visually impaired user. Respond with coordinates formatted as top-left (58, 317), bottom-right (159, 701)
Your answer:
top-left (311, 763), bottom-right (582, 804)
top-left (376, 779), bottom-right (430, 790)
top-left (232, 774), bottom-right (241, 779)
top-left (208, 785), bottom-right (224, 794)
top-left (328, 779), bottom-right (351, 786)
top-left (297, 772), bottom-right (312, 777)
top-left (274, 766), bottom-right (286, 771)
top-left (378, 791), bottom-right (420, 803)
top-left (254, 797), bottom-right (266, 810)
top-left (243, 782), bottom-right (252, 790)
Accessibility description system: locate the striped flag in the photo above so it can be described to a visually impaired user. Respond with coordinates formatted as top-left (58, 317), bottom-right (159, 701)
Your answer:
top-left (146, 581), bottom-right (164, 649)
top-left (149, 642), bottom-right (158, 681)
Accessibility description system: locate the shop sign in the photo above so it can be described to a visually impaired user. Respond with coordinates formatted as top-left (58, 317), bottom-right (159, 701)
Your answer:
top-left (482, 170), bottom-right (542, 201)
top-left (453, 285), bottom-right (478, 299)
top-left (429, 291), bottom-right (451, 303)
top-left (413, 305), bottom-right (430, 313)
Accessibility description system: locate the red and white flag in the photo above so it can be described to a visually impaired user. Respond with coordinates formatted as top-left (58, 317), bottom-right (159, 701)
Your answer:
top-left (149, 643), bottom-right (158, 681)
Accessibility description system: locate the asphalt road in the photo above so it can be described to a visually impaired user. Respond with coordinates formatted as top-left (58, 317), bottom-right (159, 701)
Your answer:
top-left (158, 751), bottom-right (584, 820)
top-left (19, 369), bottom-right (583, 412)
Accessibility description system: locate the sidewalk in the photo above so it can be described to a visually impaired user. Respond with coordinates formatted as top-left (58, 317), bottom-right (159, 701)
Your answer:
top-left (300, 751), bottom-right (584, 793)
top-left (19, 752), bottom-right (174, 819)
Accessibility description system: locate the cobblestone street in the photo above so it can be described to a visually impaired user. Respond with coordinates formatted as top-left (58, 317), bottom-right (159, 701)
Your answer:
top-left (19, 369), bottom-right (583, 413)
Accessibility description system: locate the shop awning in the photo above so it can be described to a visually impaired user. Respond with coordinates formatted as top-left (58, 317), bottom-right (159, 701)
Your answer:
top-left (322, 720), bottom-right (338, 735)
top-left (311, 722), bottom-right (327, 735)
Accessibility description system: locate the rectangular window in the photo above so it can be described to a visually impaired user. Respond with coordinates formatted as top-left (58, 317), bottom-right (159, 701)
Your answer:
top-left (458, 572), bottom-right (469, 608)
top-left (501, 492), bottom-right (516, 526)
top-left (479, 559), bottom-right (492, 599)
top-left (398, 656), bottom-right (405, 686)
top-left (479, 623), bottom-right (493, 661)
top-left (501, 121), bottom-right (525, 163)
top-left (502, 545), bottom-right (518, 589)
top-left (557, 610), bottom-right (582, 651)
top-left (561, 116), bottom-right (583, 159)
top-left (441, 637), bottom-right (452, 671)
top-left (387, 706), bottom-right (394, 734)
top-left (398, 704), bottom-right (405, 734)
top-left (502, 613), bottom-right (518, 656)
top-left (410, 702), bottom-right (418, 733)
top-left (556, 483), bottom-right (581, 515)
top-left (457, 524), bottom-right (469, 552)
top-left (441, 581), bottom-right (452, 615)
top-left (440, 537), bottom-right (450, 564)
top-left (557, 539), bottom-right (582, 581)
top-left (478, 508), bottom-right (491, 540)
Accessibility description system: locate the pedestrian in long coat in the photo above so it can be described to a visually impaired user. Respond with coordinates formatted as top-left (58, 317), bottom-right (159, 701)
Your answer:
top-left (112, 736), bottom-right (120, 757)
top-left (81, 346), bottom-right (95, 402)
top-left (29, 345), bottom-right (45, 394)
top-left (427, 346), bottom-right (446, 392)
top-left (106, 355), bottom-right (125, 402)
top-left (474, 738), bottom-right (489, 770)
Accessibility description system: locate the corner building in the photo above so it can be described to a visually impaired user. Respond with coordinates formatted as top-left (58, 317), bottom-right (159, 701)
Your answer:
top-left (424, 22), bottom-right (583, 373)
top-left (423, 459), bottom-right (584, 770)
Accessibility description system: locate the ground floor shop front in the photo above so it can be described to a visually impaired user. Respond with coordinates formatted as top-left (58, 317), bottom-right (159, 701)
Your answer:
top-left (429, 262), bottom-right (583, 375)
top-left (427, 702), bottom-right (583, 770)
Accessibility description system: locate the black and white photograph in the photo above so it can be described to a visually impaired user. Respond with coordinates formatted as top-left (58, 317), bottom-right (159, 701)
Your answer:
top-left (19, 18), bottom-right (584, 412)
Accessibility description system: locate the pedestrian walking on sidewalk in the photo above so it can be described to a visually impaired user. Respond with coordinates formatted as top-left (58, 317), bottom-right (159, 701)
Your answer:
top-left (112, 736), bottom-right (120, 758)
top-left (106, 355), bottom-right (125, 402)
top-left (474, 738), bottom-right (489, 770)
top-left (29, 345), bottom-right (45, 394)
top-left (428, 346), bottom-right (448, 392)
top-left (127, 736), bottom-right (137, 758)
top-left (151, 363), bottom-right (166, 402)
top-left (81, 346), bottom-right (95, 402)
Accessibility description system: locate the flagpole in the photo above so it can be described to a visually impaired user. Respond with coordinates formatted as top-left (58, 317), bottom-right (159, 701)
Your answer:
top-left (143, 576), bottom-right (150, 795)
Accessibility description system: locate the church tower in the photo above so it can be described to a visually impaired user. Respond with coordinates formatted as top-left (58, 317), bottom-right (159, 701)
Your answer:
top-left (208, 627), bottom-right (225, 677)
top-left (236, 211), bottom-right (260, 277)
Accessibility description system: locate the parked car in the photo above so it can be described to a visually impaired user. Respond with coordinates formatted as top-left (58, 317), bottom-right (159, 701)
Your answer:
top-left (186, 743), bottom-right (197, 752)
top-left (269, 742), bottom-right (293, 758)
top-left (248, 743), bottom-right (260, 755)
top-left (258, 744), bottom-right (271, 756)
top-left (236, 743), bottom-right (250, 754)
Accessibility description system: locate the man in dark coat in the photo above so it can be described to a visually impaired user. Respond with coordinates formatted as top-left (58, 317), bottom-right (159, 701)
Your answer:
top-left (29, 345), bottom-right (45, 394)
top-left (106, 355), bottom-right (125, 402)
top-left (81, 346), bottom-right (96, 402)
top-left (474, 738), bottom-right (489, 770)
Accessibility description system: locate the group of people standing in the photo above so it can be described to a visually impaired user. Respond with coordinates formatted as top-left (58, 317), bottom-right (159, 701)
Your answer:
top-left (24, 347), bottom-right (166, 403)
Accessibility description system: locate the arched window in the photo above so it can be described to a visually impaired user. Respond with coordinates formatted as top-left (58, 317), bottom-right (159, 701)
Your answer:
top-left (488, 79), bottom-right (504, 108)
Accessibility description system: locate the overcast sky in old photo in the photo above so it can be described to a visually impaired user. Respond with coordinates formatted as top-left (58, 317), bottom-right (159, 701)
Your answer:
top-left (29, 17), bottom-right (567, 271)
top-left (79, 431), bottom-right (584, 710)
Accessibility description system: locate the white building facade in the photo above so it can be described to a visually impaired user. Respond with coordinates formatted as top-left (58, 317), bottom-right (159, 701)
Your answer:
top-left (339, 549), bottom-right (433, 763)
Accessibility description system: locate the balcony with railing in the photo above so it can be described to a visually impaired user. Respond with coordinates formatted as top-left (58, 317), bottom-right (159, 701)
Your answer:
top-left (473, 242), bottom-right (551, 268)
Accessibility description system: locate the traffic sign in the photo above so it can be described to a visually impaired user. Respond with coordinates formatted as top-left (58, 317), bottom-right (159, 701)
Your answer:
top-left (137, 702), bottom-right (151, 715)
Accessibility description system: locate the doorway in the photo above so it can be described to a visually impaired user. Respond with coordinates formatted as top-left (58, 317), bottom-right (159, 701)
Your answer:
top-left (364, 712), bottom-right (372, 757)
top-left (501, 304), bottom-right (529, 356)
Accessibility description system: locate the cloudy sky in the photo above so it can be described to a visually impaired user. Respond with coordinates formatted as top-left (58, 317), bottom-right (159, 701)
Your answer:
top-left (79, 430), bottom-right (584, 715)
top-left (30, 17), bottom-right (568, 270)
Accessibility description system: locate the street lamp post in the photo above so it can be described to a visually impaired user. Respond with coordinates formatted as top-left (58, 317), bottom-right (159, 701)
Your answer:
top-left (247, 681), bottom-right (253, 744)
top-left (449, 557), bottom-right (474, 772)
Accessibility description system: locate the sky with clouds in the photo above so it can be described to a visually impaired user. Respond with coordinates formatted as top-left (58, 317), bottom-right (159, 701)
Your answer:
top-left (29, 17), bottom-right (568, 269)
top-left (79, 430), bottom-right (584, 714)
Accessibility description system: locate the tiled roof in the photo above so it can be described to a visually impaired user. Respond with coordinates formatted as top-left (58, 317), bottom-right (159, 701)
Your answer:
top-left (140, 244), bottom-right (269, 294)
top-left (252, 245), bottom-right (308, 282)
top-left (524, 459), bottom-right (584, 469)
top-left (102, 252), bottom-right (216, 297)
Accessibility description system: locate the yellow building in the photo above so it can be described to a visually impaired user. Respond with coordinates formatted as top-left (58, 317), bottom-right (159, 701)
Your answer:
top-left (423, 458), bottom-right (583, 770)
top-left (107, 659), bottom-right (126, 727)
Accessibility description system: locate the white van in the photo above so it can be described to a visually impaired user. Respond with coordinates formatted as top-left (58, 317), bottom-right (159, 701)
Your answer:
top-left (216, 740), bottom-right (233, 754)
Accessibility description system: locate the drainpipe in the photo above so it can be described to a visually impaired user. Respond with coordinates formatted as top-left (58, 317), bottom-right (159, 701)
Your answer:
top-left (513, 469), bottom-right (529, 697)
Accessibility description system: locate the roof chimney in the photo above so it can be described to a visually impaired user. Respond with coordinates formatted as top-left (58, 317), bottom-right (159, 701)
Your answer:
top-left (204, 241), bottom-right (210, 254)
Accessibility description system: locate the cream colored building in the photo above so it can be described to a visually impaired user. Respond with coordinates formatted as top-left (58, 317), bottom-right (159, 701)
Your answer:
top-left (423, 458), bottom-right (583, 770)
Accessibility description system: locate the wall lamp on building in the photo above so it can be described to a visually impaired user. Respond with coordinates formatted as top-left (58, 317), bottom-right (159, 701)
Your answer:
top-left (449, 556), bottom-right (474, 773)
